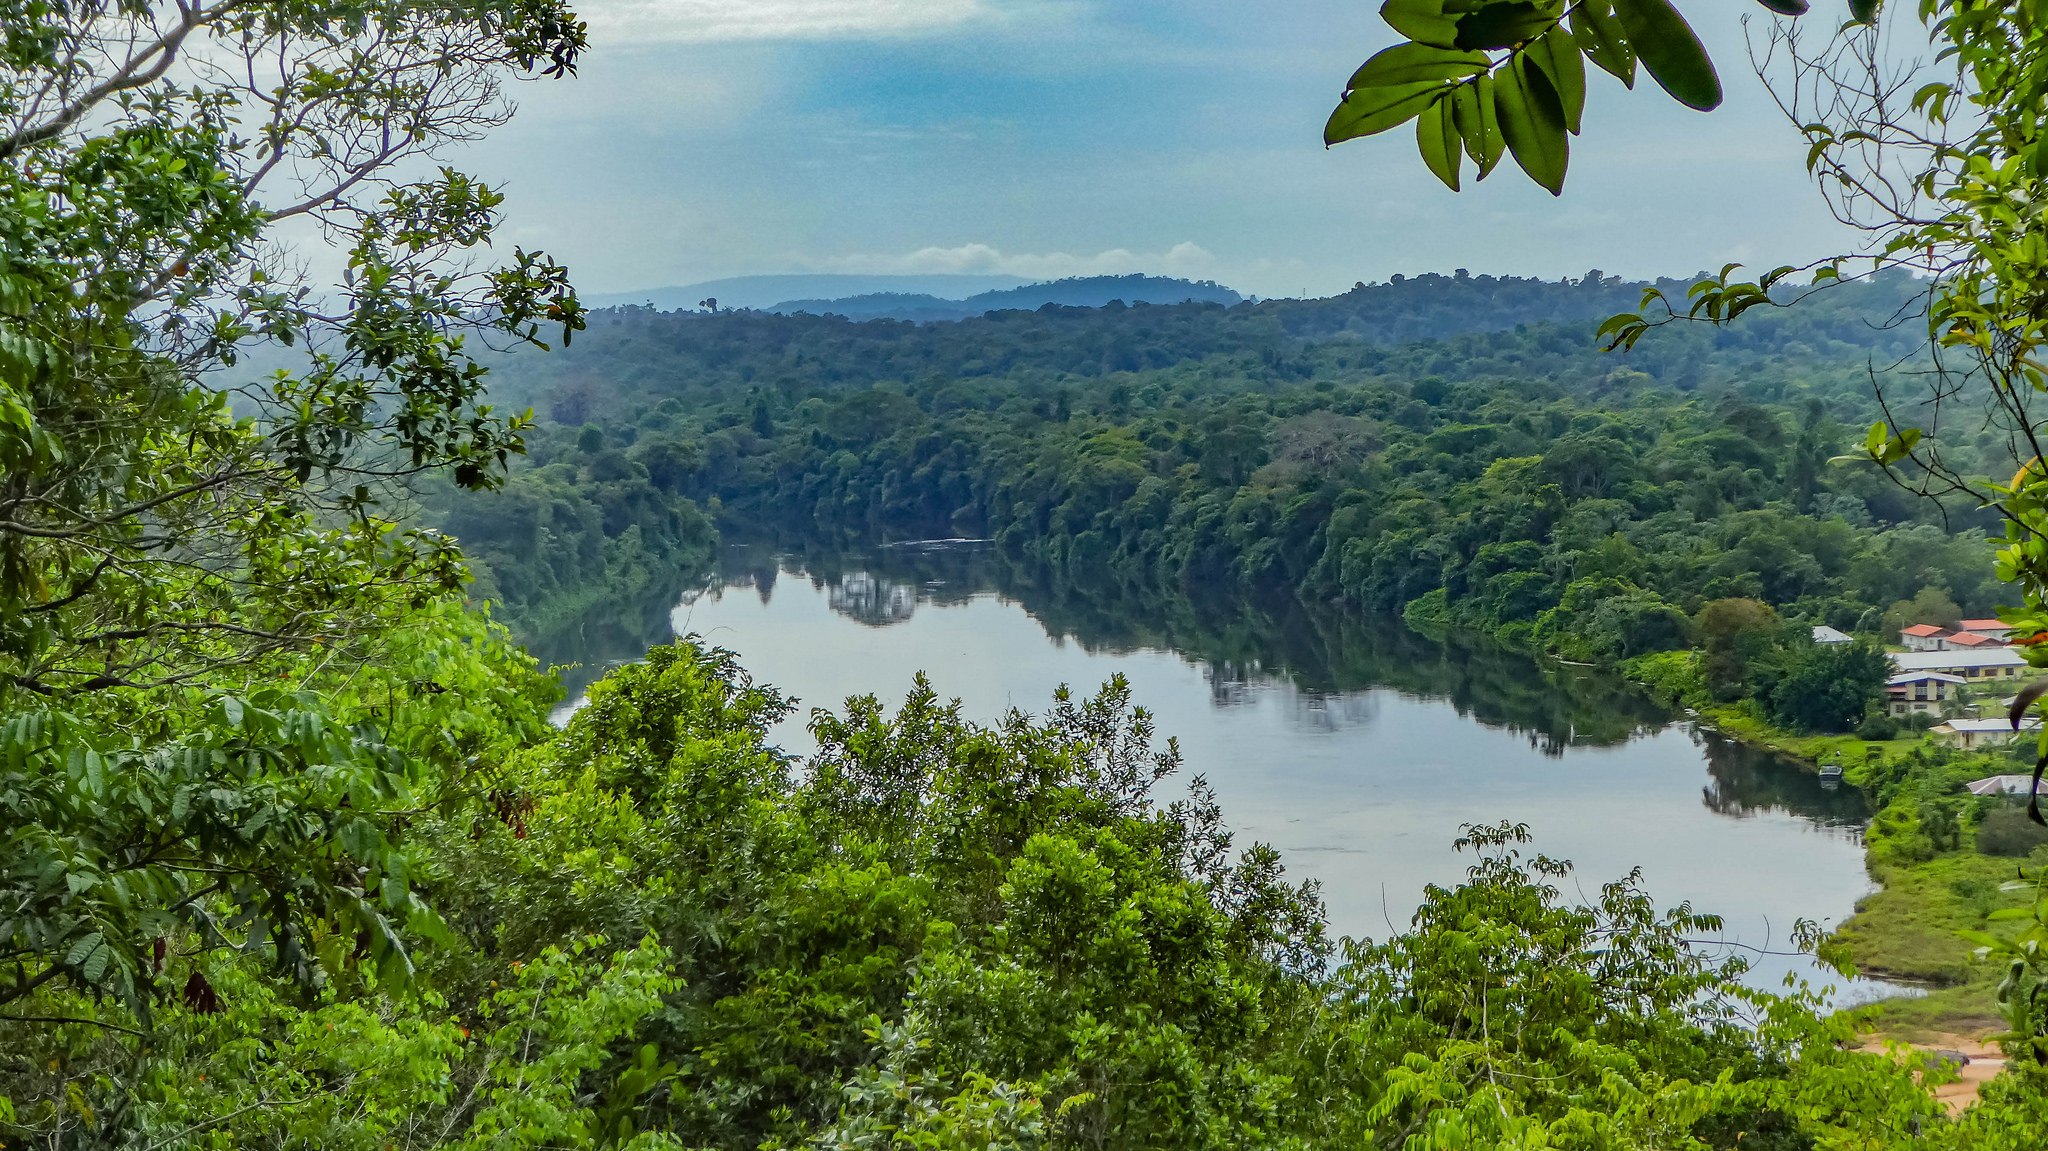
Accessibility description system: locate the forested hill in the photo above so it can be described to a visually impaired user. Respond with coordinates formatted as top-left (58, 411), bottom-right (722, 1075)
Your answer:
top-left (767, 274), bottom-right (1244, 321)
top-left (453, 269), bottom-right (1985, 705)
top-left (488, 270), bottom-right (1928, 420)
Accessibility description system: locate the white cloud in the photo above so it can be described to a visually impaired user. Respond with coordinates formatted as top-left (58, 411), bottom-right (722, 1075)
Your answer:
top-left (817, 241), bottom-right (1218, 279)
top-left (580, 0), bottom-right (991, 44)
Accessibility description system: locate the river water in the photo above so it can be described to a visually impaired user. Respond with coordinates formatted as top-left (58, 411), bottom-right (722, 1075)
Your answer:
top-left (543, 541), bottom-right (1892, 1000)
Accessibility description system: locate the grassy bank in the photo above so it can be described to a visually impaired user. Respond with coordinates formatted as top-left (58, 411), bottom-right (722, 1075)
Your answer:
top-left (1837, 853), bottom-right (2022, 1042)
top-left (1619, 648), bottom-right (2048, 1039)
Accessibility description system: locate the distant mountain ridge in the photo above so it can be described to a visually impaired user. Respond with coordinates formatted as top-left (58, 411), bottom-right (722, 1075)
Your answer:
top-left (586, 274), bottom-right (1031, 313)
top-left (762, 292), bottom-right (989, 323)
top-left (586, 273), bottom-right (1245, 321)
top-left (767, 275), bottom-right (1243, 321)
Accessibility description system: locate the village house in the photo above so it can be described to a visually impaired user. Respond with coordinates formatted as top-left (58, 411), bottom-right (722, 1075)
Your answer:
top-left (1900, 623), bottom-right (1949, 651)
top-left (1957, 618), bottom-right (2010, 642)
top-left (1931, 716), bottom-right (2043, 750)
top-left (1944, 631), bottom-right (2003, 650)
top-left (1968, 774), bottom-right (2041, 797)
top-left (1889, 647), bottom-right (2030, 680)
top-left (1811, 625), bottom-right (1852, 645)
top-left (1886, 671), bottom-right (1965, 716)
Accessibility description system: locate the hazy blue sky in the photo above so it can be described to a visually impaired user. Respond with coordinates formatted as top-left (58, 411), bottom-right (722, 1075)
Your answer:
top-left (460, 1), bottom-right (1870, 299)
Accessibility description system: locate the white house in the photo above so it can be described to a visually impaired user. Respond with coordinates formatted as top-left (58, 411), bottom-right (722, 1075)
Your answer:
top-left (1968, 774), bottom-right (2040, 797)
top-left (1890, 647), bottom-right (2030, 680)
top-left (1886, 671), bottom-right (1965, 716)
top-left (1900, 623), bottom-right (1950, 651)
top-left (1933, 717), bottom-right (2043, 750)
top-left (1812, 625), bottom-right (1853, 645)
top-left (1957, 618), bottom-right (2010, 643)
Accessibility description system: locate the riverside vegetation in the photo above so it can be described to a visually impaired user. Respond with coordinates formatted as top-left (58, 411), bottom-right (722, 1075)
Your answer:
top-left (468, 266), bottom-right (2034, 1030)
top-left (13, 1), bottom-right (2048, 1149)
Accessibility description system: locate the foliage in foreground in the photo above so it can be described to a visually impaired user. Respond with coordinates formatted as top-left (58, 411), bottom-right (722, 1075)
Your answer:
top-left (0, 0), bottom-right (600, 1029)
top-left (8, 640), bottom-right (2047, 1149)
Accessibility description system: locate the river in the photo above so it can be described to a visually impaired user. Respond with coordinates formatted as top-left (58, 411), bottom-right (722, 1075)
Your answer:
top-left (542, 540), bottom-right (1894, 1000)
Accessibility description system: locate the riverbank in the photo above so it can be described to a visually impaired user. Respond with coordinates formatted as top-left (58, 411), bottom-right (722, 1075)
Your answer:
top-left (1617, 648), bottom-right (2043, 1042)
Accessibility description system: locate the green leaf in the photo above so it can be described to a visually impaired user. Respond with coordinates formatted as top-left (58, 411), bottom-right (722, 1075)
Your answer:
top-left (1326, 81), bottom-right (1443, 144)
top-left (1417, 96), bottom-right (1463, 190)
top-left (1959, 928), bottom-right (2004, 952)
top-left (1528, 24), bottom-right (1587, 133)
top-left (1348, 41), bottom-right (1491, 89)
top-left (1848, 0), bottom-right (1879, 23)
top-left (1452, 74), bottom-right (1506, 178)
top-left (67, 932), bottom-right (109, 983)
top-left (1452, 2), bottom-right (1557, 51)
top-left (1570, 1), bottom-right (1636, 86)
top-left (1753, 0), bottom-right (1809, 13)
top-left (1613, 0), bottom-right (1722, 110)
top-left (1495, 56), bottom-right (1570, 194)
top-left (1382, 0), bottom-right (1460, 47)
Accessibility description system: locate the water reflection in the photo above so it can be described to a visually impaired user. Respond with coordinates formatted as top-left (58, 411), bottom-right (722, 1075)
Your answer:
top-left (525, 568), bottom-right (699, 702)
top-left (727, 542), bottom-right (1648, 753)
top-left (540, 538), bottom-right (1901, 999)
top-left (825, 572), bottom-right (919, 624)
top-left (573, 539), bottom-right (1869, 835)
top-left (1699, 730), bottom-right (1870, 830)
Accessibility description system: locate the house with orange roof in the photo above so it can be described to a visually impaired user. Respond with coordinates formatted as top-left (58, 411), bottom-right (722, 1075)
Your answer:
top-left (1900, 623), bottom-right (1950, 651)
top-left (1957, 618), bottom-right (2011, 643)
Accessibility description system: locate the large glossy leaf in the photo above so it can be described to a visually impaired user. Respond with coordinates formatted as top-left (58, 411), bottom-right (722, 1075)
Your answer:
top-left (1569, 1), bottom-right (1636, 86)
top-left (1452, 73), bottom-right (1505, 178)
top-left (1452, 2), bottom-right (1556, 51)
top-left (1326, 81), bottom-right (1443, 144)
top-left (1527, 23), bottom-right (1586, 133)
top-left (1612, 0), bottom-right (1722, 111)
top-left (1495, 56), bottom-right (1569, 194)
top-left (1417, 96), bottom-right (1463, 190)
top-left (1753, 0), bottom-right (1809, 13)
top-left (1381, 0), bottom-right (1459, 47)
top-left (1348, 41), bottom-right (1490, 89)
top-left (1848, 0), bottom-right (1880, 21)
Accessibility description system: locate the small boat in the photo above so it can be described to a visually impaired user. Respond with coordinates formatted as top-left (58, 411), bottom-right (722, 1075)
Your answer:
top-left (1819, 763), bottom-right (1845, 784)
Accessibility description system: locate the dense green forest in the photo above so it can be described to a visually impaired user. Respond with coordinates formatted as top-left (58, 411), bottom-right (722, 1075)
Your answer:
top-left (414, 437), bottom-right (714, 648)
top-left (15, 0), bottom-right (2048, 1145)
top-left (471, 271), bottom-right (1988, 731)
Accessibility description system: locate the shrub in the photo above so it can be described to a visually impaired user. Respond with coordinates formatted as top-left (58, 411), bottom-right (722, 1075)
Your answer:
top-left (1402, 587), bottom-right (1451, 633)
top-left (1623, 649), bottom-right (1704, 709)
top-left (1977, 803), bottom-right (2048, 857)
